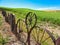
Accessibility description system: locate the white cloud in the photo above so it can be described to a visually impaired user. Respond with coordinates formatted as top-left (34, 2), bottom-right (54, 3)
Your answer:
top-left (37, 7), bottom-right (60, 10)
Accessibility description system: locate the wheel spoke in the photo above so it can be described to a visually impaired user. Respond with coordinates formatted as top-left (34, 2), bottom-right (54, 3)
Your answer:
top-left (42, 36), bottom-right (50, 43)
top-left (40, 30), bottom-right (45, 42)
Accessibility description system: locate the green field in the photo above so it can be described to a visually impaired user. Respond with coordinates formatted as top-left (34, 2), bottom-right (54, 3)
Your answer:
top-left (0, 7), bottom-right (60, 26)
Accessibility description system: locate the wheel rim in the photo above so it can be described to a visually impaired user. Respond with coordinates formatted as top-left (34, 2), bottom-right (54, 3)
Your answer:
top-left (25, 12), bottom-right (37, 32)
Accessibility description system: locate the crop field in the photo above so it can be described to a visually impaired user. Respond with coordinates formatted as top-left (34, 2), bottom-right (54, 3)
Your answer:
top-left (0, 7), bottom-right (60, 26)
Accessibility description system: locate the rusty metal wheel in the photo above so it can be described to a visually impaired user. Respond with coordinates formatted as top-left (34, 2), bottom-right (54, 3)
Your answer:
top-left (31, 26), bottom-right (56, 45)
top-left (25, 12), bottom-right (37, 45)
top-left (17, 19), bottom-right (26, 33)
top-left (25, 12), bottom-right (37, 32)
top-left (17, 19), bottom-right (27, 45)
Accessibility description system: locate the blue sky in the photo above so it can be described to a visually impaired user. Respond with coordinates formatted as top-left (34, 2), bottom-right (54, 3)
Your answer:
top-left (0, 0), bottom-right (60, 10)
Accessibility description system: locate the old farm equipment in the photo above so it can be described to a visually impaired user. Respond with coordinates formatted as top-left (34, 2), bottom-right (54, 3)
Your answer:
top-left (1, 10), bottom-right (60, 45)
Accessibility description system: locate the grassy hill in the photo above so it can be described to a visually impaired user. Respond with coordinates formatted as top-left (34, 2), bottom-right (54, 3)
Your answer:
top-left (0, 7), bottom-right (60, 25)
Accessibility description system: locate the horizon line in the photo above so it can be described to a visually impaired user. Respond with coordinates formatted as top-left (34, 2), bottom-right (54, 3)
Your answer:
top-left (0, 6), bottom-right (60, 10)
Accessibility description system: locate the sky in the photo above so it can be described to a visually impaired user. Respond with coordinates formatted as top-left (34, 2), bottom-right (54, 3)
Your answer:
top-left (0, 0), bottom-right (60, 10)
